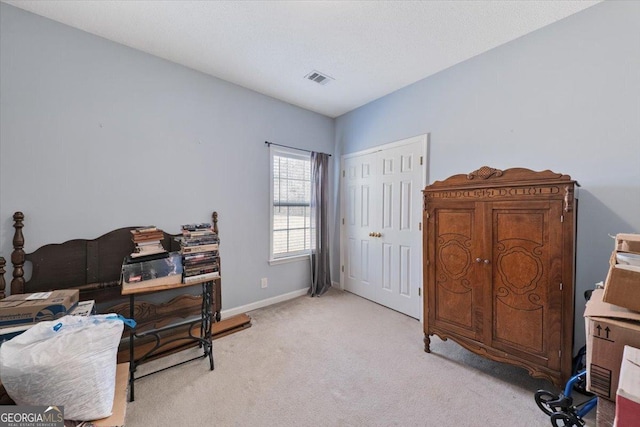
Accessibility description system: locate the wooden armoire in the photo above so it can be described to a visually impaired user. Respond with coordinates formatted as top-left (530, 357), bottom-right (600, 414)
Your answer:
top-left (422, 166), bottom-right (577, 387)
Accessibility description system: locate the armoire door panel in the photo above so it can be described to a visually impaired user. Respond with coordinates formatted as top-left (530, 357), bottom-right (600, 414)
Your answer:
top-left (490, 204), bottom-right (562, 369)
top-left (431, 207), bottom-right (483, 341)
top-left (494, 299), bottom-right (544, 352)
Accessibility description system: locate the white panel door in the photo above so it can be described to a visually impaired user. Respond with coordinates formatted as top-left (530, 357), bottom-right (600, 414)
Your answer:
top-left (343, 153), bottom-right (379, 302)
top-left (342, 135), bottom-right (426, 319)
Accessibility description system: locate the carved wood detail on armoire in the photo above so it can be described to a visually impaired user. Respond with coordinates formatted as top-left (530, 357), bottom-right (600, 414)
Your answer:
top-left (422, 166), bottom-right (578, 388)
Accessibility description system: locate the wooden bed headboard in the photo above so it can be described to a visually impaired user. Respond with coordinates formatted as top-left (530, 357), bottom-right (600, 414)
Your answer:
top-left (9, 212), bottom-right (184, 303)
top-left (9, 211), bottom-right (218, 299)
top-left (5, 211), bottom-right (222, 362)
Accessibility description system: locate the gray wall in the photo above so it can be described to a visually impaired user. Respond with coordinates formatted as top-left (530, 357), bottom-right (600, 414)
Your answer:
top-left (334, 0), bottom-right (640, 350)
top-left (0, 4), bottom-right (335, 310)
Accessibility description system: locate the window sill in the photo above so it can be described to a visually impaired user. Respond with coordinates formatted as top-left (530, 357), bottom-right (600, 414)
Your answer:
top-left (269, 254), bottom-right (310, 266)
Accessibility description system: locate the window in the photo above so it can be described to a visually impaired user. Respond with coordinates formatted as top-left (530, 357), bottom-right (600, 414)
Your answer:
top-left (270, 147), bottom-right (313, 261)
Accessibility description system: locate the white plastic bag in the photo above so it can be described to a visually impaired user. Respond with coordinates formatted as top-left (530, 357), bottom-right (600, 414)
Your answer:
top-left (0, 314), bottom-right (128, 421)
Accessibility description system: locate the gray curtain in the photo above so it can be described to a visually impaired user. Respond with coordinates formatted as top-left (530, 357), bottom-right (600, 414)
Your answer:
top-left (309, 151), bottom-right (331, 297)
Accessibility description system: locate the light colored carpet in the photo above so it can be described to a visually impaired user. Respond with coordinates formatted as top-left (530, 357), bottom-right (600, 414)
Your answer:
top-left (126, 287), bottom-right (595, 426)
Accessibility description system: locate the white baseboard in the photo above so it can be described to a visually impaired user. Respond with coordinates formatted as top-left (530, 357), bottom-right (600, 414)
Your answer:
top-left (221, 288), bottom-right (308, 318)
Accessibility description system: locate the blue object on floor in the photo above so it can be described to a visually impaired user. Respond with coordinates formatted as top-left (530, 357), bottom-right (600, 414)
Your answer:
top-left (534, 370), bottom-right (597, 426)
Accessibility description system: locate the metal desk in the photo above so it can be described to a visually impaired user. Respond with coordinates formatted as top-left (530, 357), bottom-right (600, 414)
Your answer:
top-left (122, 277), bottom-right (215, 402)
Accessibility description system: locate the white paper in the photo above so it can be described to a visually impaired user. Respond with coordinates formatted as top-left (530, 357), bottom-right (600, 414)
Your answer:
top-left (25, 292), bottom-right (52, 300)
top-left (616, 264), bottom-right (640, 273)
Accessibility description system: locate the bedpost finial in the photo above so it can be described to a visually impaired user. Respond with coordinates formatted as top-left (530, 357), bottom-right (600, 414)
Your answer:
top-left (212, 212), bottom-right (218, 235)
top-left (0, 257), bottom-right (6, 299)
top-left (13, 211), bottom-right (24, 224)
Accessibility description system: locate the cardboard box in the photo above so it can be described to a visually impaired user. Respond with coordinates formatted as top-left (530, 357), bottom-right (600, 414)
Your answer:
top-left (585, 289), bottom-right (640, 401)
top-left (604, 263), bottom-right (640, 312)
top-left (1, 298), bottom-right (92, 344)
top-left (615, 346), bottom-right (640, 427)
top-left (90, 362), bottom-right (128, 427)
top-left (603, 233), bottom-right (640, 312)
top-left (616, 233), bottom-right (640, 254)
top-left (0, 290), bottom-right (79, 328)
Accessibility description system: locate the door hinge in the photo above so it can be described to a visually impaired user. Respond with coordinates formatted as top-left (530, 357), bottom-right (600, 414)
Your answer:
top-left (560, 282), bottom-right (563, 291)
top-left (559, 350), bottom-right (562, 359)
top-left (420, 156), bottom-right (423, 166)
top-left (418, 288), bottom-right (421, 297)
top-left (419, 222), bottom-right (422, 231)
top-left (341, 265), bottom-right (344, 273)
top-left (425, 212), bottom-right (430, 219)
top-left (342, 170), bottom-right (345, 178)
top-left (561, 215), bottom-right (564, 223)
top-left (342, 218), bottom-right (345, 225)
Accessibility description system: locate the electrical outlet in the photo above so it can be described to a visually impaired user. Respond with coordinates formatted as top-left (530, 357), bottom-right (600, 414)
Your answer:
top-left (261, 278), bottom-right (268, 288)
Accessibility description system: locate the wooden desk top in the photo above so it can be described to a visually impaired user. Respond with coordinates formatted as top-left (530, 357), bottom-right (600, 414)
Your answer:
top-left (121, 276), bottom-right (220, 295)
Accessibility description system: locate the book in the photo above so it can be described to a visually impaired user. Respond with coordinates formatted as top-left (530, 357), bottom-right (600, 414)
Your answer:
top-left (185, 271), bottom-right (218, 279)
top-left (184, 253), bottom-right (219, 262)
top-left (133, 242), bottom-right (164, 252)
top-left (181, 243), bottom-right (219, 254)
top-left (184, 260), bottom-right (218, 268)
top-left (180, 235), bottom-right (219, 246)
top-left (133, 225), bottom-right (157, 233)
top-left (184, 251), bottom-right (219, 261)
top-left (182, 229), bottom-right (214, 237)
top-left (136, 240), bottom-right (162, 247)
top-left (181, 223), bottom-right (212, 232)
top-left (183, 271), bottom-right (219, 283)
top-left (184, 266), bottom-right (219, 276)
top-left (132, 232), bottom-right (165, 242)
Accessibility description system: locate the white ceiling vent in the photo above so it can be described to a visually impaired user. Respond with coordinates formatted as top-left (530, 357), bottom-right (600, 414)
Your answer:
top-left (305, 70), bottom-right (334, 86)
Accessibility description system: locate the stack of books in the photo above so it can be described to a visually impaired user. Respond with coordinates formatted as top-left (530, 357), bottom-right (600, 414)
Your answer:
top-left (180, 223), bottom-right (220, 284)
top-left (130, 226), bottom-right (167, 259)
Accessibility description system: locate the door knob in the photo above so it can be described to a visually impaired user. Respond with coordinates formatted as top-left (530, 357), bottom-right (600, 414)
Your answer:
top-left (484, 259), bottom-right (490, 264)
top-left (476, 258), bottom-right (482, 263)
top-left (369, 232), bottom-right (374, 237)
top-left (376, 232), bottom-right (382, 238)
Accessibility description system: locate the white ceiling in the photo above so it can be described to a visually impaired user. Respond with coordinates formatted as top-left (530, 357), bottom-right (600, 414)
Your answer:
top-left (3, 0), bottom-right (601, 118)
